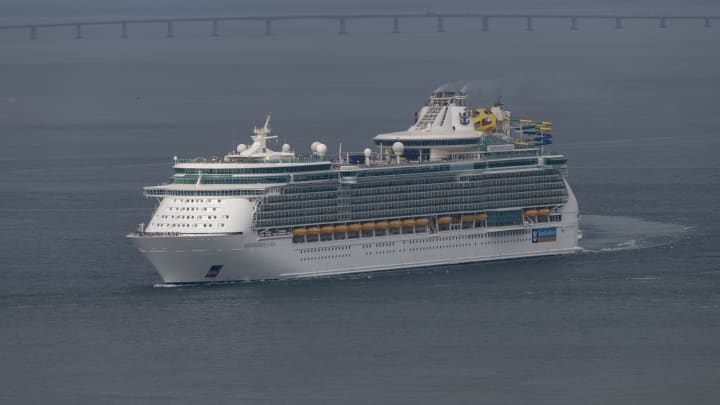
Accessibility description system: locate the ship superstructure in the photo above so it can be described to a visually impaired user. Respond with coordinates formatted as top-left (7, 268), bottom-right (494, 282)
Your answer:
top-left (129, 90), bottom-right (580, 283)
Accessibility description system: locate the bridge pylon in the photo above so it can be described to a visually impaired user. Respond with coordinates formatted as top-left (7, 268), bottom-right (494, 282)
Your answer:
top-left (338, 18), bottom-right (348, 35)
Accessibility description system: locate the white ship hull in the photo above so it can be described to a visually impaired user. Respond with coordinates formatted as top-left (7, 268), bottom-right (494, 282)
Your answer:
top-left (129, 91), bottom-right (582, 284)
top-left (129, 220), bottom-right (580, 284)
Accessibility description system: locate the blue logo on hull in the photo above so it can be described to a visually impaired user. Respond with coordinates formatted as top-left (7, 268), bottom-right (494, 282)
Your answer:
top-left (532, 227), bottom-right (557, 243)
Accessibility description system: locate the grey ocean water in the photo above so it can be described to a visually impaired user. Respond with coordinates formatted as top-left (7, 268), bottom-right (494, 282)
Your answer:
top-left (1, 9), bottom-right (720, 405)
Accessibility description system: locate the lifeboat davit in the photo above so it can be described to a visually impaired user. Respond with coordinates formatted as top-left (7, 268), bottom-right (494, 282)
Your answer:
top-left (334, 224), bottom-right (348, 233)
top-left (375, 221), bottom-right (389, 230)
top-left (320, 225), bottom-right (334, 234)
top-left (306, 226), bottom-right (320, 235)
top-left (415, 218), bottom-right (429, 226)
top-left (537, 208), bottom-right (551, 216)
top-left (348, 223), bottom-right (362, 232)
top-left (524, 209), bottom-right (539, 217)
top-left (361, 223), bottom-right (375, 231)
top-left (402, 219), bottom-right (416, 227)
top-left (292, 228), bottom-right (307, 237)
top-left (438, 216), bottom-right (452, 225)
top-left (475, 213), bottom-right (488, 221)
top-left (389, 220), bottom-right (402, 229)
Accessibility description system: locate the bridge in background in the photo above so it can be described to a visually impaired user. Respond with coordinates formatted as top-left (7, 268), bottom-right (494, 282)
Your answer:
top-left (0, 12), bottom-right (716, 40)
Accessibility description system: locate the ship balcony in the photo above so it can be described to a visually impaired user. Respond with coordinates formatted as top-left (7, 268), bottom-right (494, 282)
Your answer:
top-left (339, 176), bottom-right (358, 184)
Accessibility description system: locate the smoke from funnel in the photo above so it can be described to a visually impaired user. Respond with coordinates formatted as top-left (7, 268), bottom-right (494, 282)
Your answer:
top-left (434, 79), bottom-right (503, 105)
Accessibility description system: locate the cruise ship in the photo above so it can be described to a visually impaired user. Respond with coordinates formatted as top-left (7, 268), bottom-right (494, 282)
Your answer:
top-left (128, 90), bottom-right (580, 283)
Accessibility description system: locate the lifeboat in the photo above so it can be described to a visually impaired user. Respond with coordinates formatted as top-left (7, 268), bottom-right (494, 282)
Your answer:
top-left (461, 214), bottom-right (475, 223)
top-left (348, 223), bottom-right (362, 232)
top-left (537, 208), bottom-right (551, 216)
top-left (524, 209), bottom-right (539, 217)
top-left (438, 216), bottom-right (452, 225)
top-left (402, 219), bottom-right (416, 227)
top-left (306, 226), bottom-right (320, 235)
top-left (415, 218), bottom-right (429, 226)
top-left (375, 221), bottom-right (389, 230)
top-left (389, 220), bottom-right (402, 229)
top-left (320, 225), bottom-right (334, 235)
top-left (475, 213), bottom-right (488, 221)
top-left (292, 228), bottom-right (307, 237)
top-left (334, 224), bottom-right (348, 233)
top-left (361, 223), bottom-right (375, 231)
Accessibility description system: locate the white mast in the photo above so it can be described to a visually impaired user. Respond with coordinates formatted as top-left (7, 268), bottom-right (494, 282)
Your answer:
top-left (240, 114), bottom-right (277, 158)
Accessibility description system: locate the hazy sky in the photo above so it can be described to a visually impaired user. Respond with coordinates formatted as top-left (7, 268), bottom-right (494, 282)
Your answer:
top-left (2, 0), bottom-right (719, 19)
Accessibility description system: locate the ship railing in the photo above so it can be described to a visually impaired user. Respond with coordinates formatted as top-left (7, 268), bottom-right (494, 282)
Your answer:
top-left (253, 196), bottom-right (568, 228)
top-left (448, 152), bottom-right (488, 161)
top-left (127, 231), bottom-right (181, 237)
top-left (259, 183), bottom-right (565, 212)
top-left (357, 151), bottom-right (542, 167)
top-left (144, 188), bottom-right (267, 197)
top-left (174, 156), bottom-right (328, 164)
top-left (257, 177), bottom-right (566, 209)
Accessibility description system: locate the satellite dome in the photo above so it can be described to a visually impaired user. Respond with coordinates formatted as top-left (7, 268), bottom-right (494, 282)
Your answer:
top-left (392, 142), bottom-right (405, 155)
top-left (236, 144), bottom-right (247, 153)
top-left (311, 141), bottom-right (321, 153)
top-left (316, 143), bottom-right (327, 156)
top-left (363, 148), bottom-right (372, 157)
top-left (282, 143), bottom-right (291, 153)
